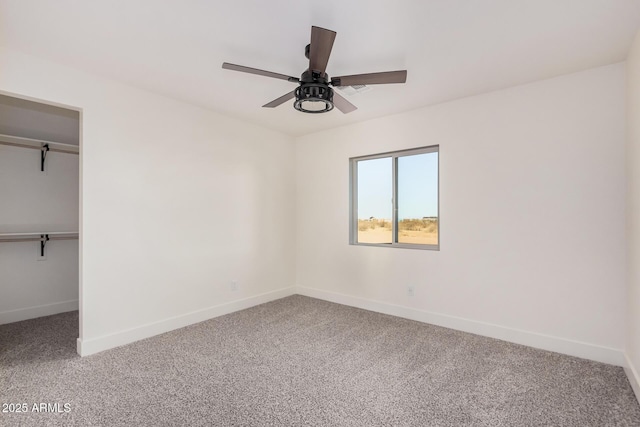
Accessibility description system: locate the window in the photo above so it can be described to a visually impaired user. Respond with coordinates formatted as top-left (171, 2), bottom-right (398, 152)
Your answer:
top-left (349, 146), bottom-right (439, 249)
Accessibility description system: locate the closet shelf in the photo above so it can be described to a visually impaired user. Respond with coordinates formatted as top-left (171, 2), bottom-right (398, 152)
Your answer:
top-left (0, 133), bottom-right (79, 171)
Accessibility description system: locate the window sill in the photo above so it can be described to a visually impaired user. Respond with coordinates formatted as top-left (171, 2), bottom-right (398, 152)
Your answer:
top-left (349, 242), bottom-right (439, 251)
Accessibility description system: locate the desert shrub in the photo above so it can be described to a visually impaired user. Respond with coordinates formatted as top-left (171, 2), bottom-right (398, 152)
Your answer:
top-left (360, 218), bottom-right (437, 233)
top-left (399, 218), bottom-right (438, 232)
top-left (399, 219), bottom-right (421, 231)
top-left (423, 222), bottom-right (437, 233)
top-left (358, 219), bottom-right (378, 231)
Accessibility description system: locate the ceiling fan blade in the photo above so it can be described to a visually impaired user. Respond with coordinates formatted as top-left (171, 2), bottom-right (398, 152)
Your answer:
top-left (222, 62), bottom-right (299, 82)
top-left (332, 70), bottom-right (407, 87)
top-left (332, 92), bottom-right (357, 114)
top-left (308, 26), bottom-right (336, 75)
top-left (263, 90), bottom-right (296, 108)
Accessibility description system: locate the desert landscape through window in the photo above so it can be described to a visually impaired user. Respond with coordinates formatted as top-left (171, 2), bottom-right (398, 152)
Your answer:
top-left (357, 218), bottom-right (439, 245)
top-left (354, 148), bottom-right (438, 247)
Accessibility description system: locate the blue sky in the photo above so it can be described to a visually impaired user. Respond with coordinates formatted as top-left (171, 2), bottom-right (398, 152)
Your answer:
top-left (357, 152), bottom-right (438, 220)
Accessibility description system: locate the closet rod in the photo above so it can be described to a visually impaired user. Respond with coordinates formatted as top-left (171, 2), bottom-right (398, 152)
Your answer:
top-left (0, 134), bottom-right (79, 170)
top-left (0, 233), bottom-right (78, 256)
top-left (0, 140), bottom-right (78, 155)
top-left (0, 236), bottom-right (78, 243)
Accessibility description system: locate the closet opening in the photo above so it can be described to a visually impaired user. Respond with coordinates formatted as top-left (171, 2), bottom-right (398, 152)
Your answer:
top-left (0, 92), bottom-right (82, 358)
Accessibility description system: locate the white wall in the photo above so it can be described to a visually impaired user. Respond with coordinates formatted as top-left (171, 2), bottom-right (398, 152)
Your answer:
top-left (296, 63), bottom-right (627, 365)
top-left (0, 44), bottom-right (629, 367)
top-left (0, 47), bottom-right (297, 354)
top-left (0, 97), bottom-right (79, 323)
top-left (626, 30), bottom-right (640, 401)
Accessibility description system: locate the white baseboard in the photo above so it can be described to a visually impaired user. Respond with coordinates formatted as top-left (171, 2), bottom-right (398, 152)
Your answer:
top-left (625, 353), bottom-right (640, 405)
top-left (0, 299), bottom-right (78, 325)
top-left (296, 286), bottom-right (625, 367)
top-left (77, 286), bottom-right (296, 357)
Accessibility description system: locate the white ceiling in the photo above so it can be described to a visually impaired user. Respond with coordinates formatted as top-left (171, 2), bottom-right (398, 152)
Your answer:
top-left (1, 0), bottom-right (640, 136)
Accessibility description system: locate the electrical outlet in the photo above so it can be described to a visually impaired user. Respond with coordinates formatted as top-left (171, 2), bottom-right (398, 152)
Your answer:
top-left (407, 285), bottom-right (415, 297)
top-left (230, 281), bottom-right (238, 291)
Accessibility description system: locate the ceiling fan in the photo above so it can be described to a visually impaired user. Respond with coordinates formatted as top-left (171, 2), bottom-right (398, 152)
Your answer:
top-left (222, 26), bottom-right (407, 114)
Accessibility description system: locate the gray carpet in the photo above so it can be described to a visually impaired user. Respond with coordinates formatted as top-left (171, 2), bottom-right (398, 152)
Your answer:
top-left (1, 295), bottom-right (639, 426)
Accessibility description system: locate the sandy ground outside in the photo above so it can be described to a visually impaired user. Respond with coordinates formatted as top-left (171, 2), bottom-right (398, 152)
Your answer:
top-left (357, 228), bottom-right (438, 245)
top-left (357, 228), bottom-right (393, 244)
top-left (398, 230), bottom-right (438, 245)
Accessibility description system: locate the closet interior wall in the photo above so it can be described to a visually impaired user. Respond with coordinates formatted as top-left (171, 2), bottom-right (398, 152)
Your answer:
top-left (0, 93), bottom-right (80, 324)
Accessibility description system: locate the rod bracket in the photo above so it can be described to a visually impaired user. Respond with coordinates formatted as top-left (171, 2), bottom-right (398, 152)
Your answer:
top-left (41, 144), bottom-right (50, 172)
top-left (40, 234), bottom-right (49, 257)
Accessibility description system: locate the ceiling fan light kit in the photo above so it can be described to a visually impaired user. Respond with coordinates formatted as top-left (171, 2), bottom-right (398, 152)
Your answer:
top-left (222, 26), bottom-right (407, 114)
top-left (294, 83), bottom-right (334, 113)
top-left (294, 69), bottom-right (334, 113)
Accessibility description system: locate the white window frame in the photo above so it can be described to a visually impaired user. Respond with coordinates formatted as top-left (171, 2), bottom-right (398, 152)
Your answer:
top-left (349, 145), bottom-right (440, 250)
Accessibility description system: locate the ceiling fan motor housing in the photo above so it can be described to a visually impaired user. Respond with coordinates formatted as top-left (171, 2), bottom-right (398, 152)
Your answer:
top-left (294, 70), bottom-right (333, 113)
